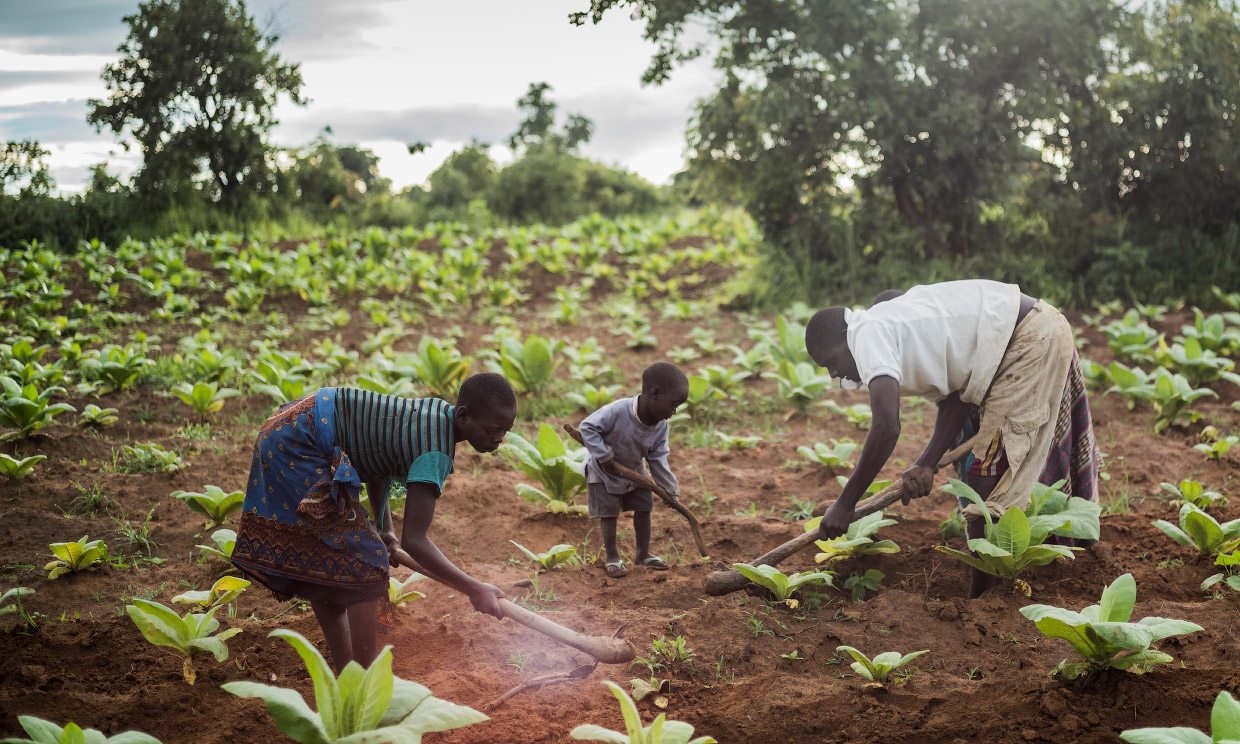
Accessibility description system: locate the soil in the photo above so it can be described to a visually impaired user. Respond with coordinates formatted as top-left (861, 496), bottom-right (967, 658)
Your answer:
top-left (2, 253), bottom-right (1239, 744)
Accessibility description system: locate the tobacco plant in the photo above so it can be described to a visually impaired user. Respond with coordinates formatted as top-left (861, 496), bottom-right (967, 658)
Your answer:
top-left (510, 540), bottom-right (577, 571)
top-left (410, 336), bottom-right (470, 399)
top-left (769, 361), bottom-right (832, 417)
top-left (1102, 310), bottom-right (1161, 361)
top-left (822, 401), bottom-right (873, 430)
top-left (1160, 479), bottom-right (1227, 510)
top-left (731, 563), bottom-right (834, 607)
top-left (223, 629), bottom-right (488, 743)
top-left (0, 453), bottom-right (46, 480)
top-left (0, 378), bottom-right (75, 440)
top-left (797, 439), bottom-right (858, 471)
top-left (1157, 337), bottom-right (1240, 387)
top-left (1201, 550), bottom-right (1240, 596)
top-left (0, 716), bottom-right (163, 744)
top-left (501, 424), bottom-right (588, 514)
top-left (1120, 689), bottom-right (1239, 744)
top-left (78, 403), bottom-right (119, 427)
top-left (172, 576), bottom-right (250, 612)
top-left (173, 381), bottom-right (241, 418)
top-left (1195, 434), bottom-right (1239, 460)
top-left (934, 480), bottom-right (1079, 582)
top-left (1024, 481), bottom-right (1103, 542)
top-left (45, 536), bottom-right (109, 579)
top-left (681, 376), bottom-right (726, 420)
top-left (78, 344), bottom-right (154, 392)
top-left (804, 511), bottom-right (900, 565)
top-left (117, 443), bottom-right (182, 472)
top-left (389, 573), bottom-right (427, 606)
top-left (570, 681), bottom-right (716, 744)
top-left (481, 333), bottom-right (562, 394)
top-left (716, 432), bottom-right (762, 450)
top-left (127, 598), bottom-right (241, 684)
top-left (835, 646), bottom-right (929, 686)
top-left (1181, 307), bottom-right (1240, 354)
top-left (1148, 369), bottom-right (1218, 433)
top-left (1019, 573), bottom-right (1202, 682)
top-left (196, 528), bottom-right (237, 562)
top-left (843, 569), bottom-right (886, 601)
top-left (172, 485), bottom-right (244, 528)
top-left (566, 383), bottom-right (623, 412)
top-left (1152, 503), bottom-right (1240, 556)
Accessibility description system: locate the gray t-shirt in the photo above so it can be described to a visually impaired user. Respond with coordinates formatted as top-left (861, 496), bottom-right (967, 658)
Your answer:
top-left (579, 397), bottom-right (679, 497)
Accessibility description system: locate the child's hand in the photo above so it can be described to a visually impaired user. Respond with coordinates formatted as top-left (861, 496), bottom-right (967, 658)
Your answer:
top-left (468, 582), bottom-right (506, 619)
top-left (600, 460), bottom-right (622, 477)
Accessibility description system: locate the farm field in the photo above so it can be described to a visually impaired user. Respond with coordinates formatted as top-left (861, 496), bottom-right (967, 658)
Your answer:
top-left (2, 215), bottom-right (1239, 744)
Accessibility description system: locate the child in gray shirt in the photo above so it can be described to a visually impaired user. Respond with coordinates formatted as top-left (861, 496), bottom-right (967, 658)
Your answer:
top-left (579, 362), bottom-right (688, 577)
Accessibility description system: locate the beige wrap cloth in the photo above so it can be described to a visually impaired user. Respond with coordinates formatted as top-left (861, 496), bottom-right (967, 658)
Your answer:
top-left (964, 301), bottom-right (1075, 520)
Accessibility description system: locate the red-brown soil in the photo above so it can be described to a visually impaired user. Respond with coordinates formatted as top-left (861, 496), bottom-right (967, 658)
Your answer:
top-left (2, 261), bottom-right (1239, 744)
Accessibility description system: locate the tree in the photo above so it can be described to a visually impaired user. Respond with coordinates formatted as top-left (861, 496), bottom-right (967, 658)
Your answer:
top-left (88, 0), bottom-right (304, 211)
top-left (1, 140), bottom-right (54, 197)
top-left (508, 82), bottom-right (595, 153)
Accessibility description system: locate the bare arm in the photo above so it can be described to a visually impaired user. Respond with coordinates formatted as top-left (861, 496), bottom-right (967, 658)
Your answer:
top-left (817, 375), bottom-right (901, 538)
top-left (396, 482), bottom-right (504, 617)
top-left (900, 392), bottom-right (973, 501)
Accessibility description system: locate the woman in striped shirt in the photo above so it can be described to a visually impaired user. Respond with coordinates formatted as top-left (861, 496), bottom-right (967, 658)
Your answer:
top-left (231, 372), bottom-right (517, 671)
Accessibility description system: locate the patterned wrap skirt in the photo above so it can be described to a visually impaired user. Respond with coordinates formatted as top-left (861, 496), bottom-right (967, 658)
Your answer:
top-left (231, 388), bottom-right (394, 629)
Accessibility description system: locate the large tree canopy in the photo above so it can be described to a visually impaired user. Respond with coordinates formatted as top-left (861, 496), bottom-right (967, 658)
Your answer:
top-left (88, 0), bottom-right (304, 210)
top-left (573, 0), bottom-right (1240, 305)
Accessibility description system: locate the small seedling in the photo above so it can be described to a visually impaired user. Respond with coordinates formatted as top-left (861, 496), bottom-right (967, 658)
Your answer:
top-left (1159, 479), bottom-right (1227, 510)
top-left (1201, 550), bottom-right (1240, 596)
top-left (844, 569), bottom-right (886, 601)
top-left (0, 453), bottom-right (46, 480)
top-left (1152, 502), bottom-right (1240, 556)
top-left (126, 599), bottom-right (242, 684)
top-left (78, 403), bottom-right (119, 427)
top-left (195, 528), bottom-right (237, 562)
top-left (570, 681), bottom-right (716, 743)
top-left (510, 540), bottom-right (577, 571)
top-left (389, 573), bottom-right (427, 606)
top-left (797, 439), bottom-right (858, 471)
top-left (171, 576), bottom-right (250, 612)
top-left (0, 587), bottom-right (38, 632)
top-left (835, 645), bottom-right (929, 686)
top-left (171, 485), bottom-right (244, 528)
top-left (732, 563), bottom-right (834, 607)
top-left (805, 512), bottom-right (900, 565)
top-left (45, 536), bottom-right (109, 579)
top-left (173, 381), bottom-right (241, 418)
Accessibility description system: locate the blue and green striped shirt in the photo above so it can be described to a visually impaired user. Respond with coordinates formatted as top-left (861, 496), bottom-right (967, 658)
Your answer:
top-left (332, 388), bottom-right (456, 494)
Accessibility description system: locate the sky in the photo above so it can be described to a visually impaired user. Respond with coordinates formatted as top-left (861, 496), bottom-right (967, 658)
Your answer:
top-left (0, 0), bottom-right (720, 194)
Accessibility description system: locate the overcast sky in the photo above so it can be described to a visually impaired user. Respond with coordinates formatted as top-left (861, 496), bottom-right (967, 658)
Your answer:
top-left (0, 0), bottom-right (720, 194)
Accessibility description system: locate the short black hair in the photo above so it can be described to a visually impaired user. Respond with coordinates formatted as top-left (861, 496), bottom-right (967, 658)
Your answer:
top-left (805, 307), bottom-right (848, 359)
top-left (456, 373), bottom-right (517, 411)
top-left (642, 361), bottom-right (688, 394)
top-left (872, 289), bottom-right (904, 305)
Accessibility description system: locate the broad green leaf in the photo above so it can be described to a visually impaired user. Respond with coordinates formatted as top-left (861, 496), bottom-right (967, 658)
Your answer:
top-left (271, 629), bottom-right (341, 738)
top-left (1212, 691), bottom-right (1240, 742)
top-left (1098, 574), bottom-right (1137, 623)
top-left (221, 682), bottom-right (330, 744)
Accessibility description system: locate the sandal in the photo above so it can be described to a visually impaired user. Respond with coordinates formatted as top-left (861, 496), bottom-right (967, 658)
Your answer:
top-left (605, 561), bottom-right (629, 578)
top-left (640, 555), bottom-right (670, 571)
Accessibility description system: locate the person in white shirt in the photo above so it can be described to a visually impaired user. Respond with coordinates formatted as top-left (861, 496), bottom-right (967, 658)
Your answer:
top-left (805, 279), bottom-right (1077, 597)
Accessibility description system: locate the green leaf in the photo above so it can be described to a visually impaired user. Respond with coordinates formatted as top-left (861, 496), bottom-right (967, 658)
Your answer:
top-left (271, 629), bottom-right (341, 738)
top-left (1098, 573), bottom-right (1136, 623)
top-left (994, 507), bottom-right (1031, 557)
top-left (221, 682), bottom-right (330, 744)
top-left (1119, 729), bottom-right (1211, 744)
top-left (1212, 691), bottom-right (1240, 742)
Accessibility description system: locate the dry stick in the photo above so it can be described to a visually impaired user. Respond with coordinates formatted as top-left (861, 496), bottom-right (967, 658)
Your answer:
top-left (388, 551), bottom-right (636, 664)
top-left (563, 424), bottom-right (709, 558)
top-left (704, 436), bottom-right (978, 597)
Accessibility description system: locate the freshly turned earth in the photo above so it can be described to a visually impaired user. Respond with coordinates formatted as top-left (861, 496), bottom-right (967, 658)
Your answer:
top-left (1, 255), bottom-right (1238, 744)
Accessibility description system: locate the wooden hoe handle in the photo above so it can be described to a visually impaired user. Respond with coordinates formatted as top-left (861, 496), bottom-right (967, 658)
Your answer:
top-left (388, 551), bottom-right (636, 664)
top-left (563, 424), bottom-right (709, 558)
top-left (703, 436), bottom-right (978, 596)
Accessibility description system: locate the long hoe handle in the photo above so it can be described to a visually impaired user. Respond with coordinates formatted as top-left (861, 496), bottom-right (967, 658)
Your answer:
top-left (388, 551), bottom-right (636, 664)
top-left (563, 424), bottom-right (709, 558)
top-left (704, 436), bottom-right (977, 596)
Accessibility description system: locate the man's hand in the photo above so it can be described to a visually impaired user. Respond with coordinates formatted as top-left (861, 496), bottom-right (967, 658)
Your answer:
top-left (816, 500), bottom-right (854, 540)
top-left (900, 463), bottom-right (935, 505)
top-left (467, 582), bottom-right (506, 619)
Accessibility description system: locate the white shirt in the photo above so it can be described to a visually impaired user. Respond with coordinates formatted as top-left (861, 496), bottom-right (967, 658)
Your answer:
top-left (845, 280), bottom-right (1021, 405)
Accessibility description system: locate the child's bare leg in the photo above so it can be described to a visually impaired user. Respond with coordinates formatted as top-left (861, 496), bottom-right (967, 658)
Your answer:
top-left (345, 599), bottom-right (379, 668)
top-left (310, 601), bottom-right (352, 673)
top-left (966, 473), bottom-right (1002, 599)
top-left (601, 516), bottom-right (620, 563)
top-left (633, 510), bottom-right (653, 561)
